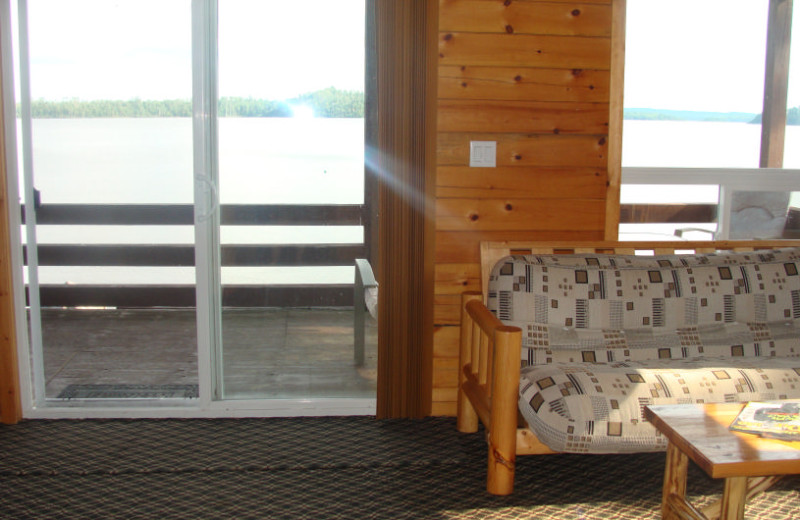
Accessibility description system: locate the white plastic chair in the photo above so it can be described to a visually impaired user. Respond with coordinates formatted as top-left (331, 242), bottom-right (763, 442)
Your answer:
top-left (354, 259), bottom-right (377, 366)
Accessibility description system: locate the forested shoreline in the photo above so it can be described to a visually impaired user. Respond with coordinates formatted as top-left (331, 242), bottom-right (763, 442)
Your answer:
top-left (21, 87), bottom-right (364, 118)
top-left (625, 106), bottom-right (800, 125)
top-left (22, 93), bottom-right (799, 125)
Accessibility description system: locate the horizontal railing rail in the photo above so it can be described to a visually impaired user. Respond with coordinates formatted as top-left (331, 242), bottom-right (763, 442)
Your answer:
top-left (623, 167), bottom-right (800, 188)
top-left (24, 203), bottom-right (365, 226)
top-left (22, 203), bottom-right (366, 308)
top-left (36, 285), bottom-right (353, 308)
top-left (27, 244), bottom-right (366, 267)
top-left (619, 203), bottom-right (716, 224)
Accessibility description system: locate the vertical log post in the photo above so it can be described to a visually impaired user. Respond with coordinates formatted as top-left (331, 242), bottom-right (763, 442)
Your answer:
top-left (759, 0), bottom-right (793, 168)
top-left (486, 325), bottom-right (522, 496)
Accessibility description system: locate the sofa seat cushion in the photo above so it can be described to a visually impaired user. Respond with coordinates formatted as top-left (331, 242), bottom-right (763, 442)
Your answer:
top-left (517, 356), bottom-right (800, 454)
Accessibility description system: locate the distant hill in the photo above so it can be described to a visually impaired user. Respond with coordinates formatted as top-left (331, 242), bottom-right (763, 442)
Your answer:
top-left (625, 107), bottom-right (800, 125)
top-left (750, 106), bottom-right (800, 125)
top-left (624, 108), bottom-right (757, 123)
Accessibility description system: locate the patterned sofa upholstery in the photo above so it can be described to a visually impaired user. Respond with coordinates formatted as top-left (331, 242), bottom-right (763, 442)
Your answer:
top-left (486, 248), bottom-right (800, 454)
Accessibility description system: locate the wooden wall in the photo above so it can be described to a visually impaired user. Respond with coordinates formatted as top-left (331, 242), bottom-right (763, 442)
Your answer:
top-left (431, 0), bottom-right (619, 415)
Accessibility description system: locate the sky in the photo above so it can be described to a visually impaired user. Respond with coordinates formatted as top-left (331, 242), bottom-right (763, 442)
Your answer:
top-left (20, 0), bottom-right (365, 101)
top-left (15, 0), bottom-right (800, 113)
top-left (625, 0), bottom-right (798, 113)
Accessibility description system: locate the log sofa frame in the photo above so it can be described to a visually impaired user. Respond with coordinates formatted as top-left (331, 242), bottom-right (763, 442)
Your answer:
top-left (456, 240), bottom-right (800, 496)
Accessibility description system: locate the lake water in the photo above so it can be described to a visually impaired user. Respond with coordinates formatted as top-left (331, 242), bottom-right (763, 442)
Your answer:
top-left (26, 117), bottom-right (365, 205)
top-left (623, 119), bottom-right (800, 169)
top-left (19, 118), bottom-right (800, 284)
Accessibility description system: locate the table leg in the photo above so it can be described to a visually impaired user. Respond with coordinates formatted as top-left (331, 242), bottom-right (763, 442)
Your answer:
top-left (719, 476), bottom-right (748, 520)
top-left (662, 442), bottom-right (689, 519)
top-left (702, 475), bottom-right (784, 519)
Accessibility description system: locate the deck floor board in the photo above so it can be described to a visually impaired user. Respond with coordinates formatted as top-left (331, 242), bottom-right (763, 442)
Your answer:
top-left (39, 308), bottom-right (377, 401)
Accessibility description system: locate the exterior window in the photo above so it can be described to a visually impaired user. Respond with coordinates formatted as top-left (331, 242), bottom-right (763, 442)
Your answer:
top-left (620, 0), bottom-right (800, 241)
top-left (623, 1), bottom-right (769, 169)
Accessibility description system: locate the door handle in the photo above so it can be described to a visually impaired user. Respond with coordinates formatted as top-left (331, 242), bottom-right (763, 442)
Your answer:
top-left (195, 176), bottom-right (218, 223)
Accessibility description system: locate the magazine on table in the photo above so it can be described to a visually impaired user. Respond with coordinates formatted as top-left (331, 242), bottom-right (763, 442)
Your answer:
top-left (729, 400), bottom-right (800, 441)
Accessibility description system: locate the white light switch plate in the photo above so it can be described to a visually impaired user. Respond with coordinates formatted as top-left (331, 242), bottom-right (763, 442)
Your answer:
top-left (469, 141), bottom-right (496, 168)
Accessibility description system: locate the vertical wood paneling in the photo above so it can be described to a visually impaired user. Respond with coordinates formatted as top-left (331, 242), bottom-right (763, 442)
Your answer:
top-left (432, 0), bottom-right (618, 414)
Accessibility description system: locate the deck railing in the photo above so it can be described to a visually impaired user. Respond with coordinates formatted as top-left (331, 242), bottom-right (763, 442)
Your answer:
top-left (620, 167), bottom-right (800, 239)
top-left (22, 203), bottom-right (368, 308)
top-left (23, 168), bottom-right (800, 307)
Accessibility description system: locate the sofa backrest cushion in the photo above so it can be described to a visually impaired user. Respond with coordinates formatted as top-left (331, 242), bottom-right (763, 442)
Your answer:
top-left (487, 248), bottom-right (800, 363)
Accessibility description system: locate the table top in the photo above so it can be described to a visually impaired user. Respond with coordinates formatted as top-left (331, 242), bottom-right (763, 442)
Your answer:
top-left (645, 403), bottom-right (800, 479)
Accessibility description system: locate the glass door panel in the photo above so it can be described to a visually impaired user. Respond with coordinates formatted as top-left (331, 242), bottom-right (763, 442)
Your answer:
top-left (21, 0), bottom-right (198, 401)
top-left (217, 0), bottom-right (373, 400)
top-left (623, 0), bottom-right (769, 168)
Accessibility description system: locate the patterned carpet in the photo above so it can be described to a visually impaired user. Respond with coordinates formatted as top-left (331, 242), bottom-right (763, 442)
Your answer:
top-left (0, 416), bottom-right (798, 519)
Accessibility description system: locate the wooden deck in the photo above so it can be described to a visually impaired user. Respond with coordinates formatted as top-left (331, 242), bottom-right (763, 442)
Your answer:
top-left (40, 307), bottom-right (377, 401)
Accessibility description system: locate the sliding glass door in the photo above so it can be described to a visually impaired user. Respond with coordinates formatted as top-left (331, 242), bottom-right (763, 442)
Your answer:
top-left (17, 0), bottom-right (199, 404)
top-left (215, 0), bottom-right (370, 400)
top-left (9, 0), bottom-right (373, 412)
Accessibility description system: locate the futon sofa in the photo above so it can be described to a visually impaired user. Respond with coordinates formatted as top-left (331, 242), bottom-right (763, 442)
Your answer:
top-left (457, 241), bottom-right (800, 495)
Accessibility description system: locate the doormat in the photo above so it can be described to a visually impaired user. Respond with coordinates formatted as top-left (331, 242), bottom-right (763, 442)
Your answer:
top-left (56, 384), bottom-right (199, 400)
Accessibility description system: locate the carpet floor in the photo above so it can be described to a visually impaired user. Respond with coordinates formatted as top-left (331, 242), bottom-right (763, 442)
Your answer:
top-left (0, 416), bottom-right (798, 519)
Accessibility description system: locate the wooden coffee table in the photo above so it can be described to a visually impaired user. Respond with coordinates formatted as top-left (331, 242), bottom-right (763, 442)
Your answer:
top-left (645, 403), bottom-right (800, 520)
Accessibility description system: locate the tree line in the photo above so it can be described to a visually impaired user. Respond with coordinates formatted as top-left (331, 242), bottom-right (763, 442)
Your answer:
top-left (750, 106), bottom-right (800, 125)
top-left (625, 106), bottom-right (800, 125)
top-left (22, 87), bottom-right (364, 118)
